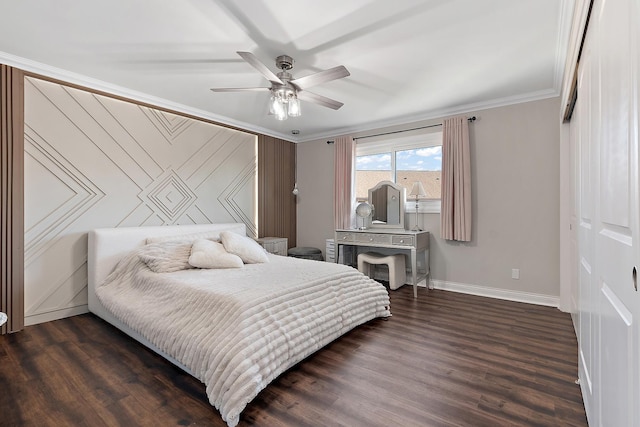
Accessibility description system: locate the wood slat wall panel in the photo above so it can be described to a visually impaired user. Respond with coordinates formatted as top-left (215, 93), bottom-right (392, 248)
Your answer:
top-left (258, 135), bottom-right (296, 247)
top-left (0, 64), bottom-right (25, 334)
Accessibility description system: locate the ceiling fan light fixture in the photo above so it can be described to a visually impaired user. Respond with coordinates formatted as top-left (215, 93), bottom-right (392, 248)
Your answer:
top-left (211, 52), bottom-right (348, 120)
top-left (288, 95), bottom-right (301, 117)
top-left (272, 95), bottom-right (288, 121)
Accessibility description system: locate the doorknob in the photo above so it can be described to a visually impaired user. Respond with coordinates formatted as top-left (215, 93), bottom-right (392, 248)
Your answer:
top-left (634, 266), bottom-right (637, 292)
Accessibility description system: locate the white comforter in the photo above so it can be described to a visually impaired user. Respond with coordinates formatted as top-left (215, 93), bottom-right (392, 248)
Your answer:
top-left (96, 251), bottom-right (391, 426)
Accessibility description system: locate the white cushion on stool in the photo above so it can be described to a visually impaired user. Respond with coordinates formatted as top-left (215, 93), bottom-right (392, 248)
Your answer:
top-left (357, 252), bottom-right (406, 290)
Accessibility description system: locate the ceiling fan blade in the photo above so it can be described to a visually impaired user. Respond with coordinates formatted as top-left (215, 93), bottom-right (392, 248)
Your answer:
top-left (210, 87), bottom-right (271, 92)
top-left (297, 91), bottom-right (344, 110)
top-left (237, 51), bottom-right (283, 85)
top-left (290, 65), bottom-right (350, 90)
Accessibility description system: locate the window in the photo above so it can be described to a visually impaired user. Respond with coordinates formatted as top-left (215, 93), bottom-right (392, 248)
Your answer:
top-left (355, 130), bottom-right (442, 213)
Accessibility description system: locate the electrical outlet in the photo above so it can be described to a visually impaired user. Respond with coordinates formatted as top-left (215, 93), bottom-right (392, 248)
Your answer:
top-left (512, 268), bottom-right (520, 279)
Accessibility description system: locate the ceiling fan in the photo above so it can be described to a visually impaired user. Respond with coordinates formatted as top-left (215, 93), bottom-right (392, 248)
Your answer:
top-left (210, 51), bottom-right (350, 120)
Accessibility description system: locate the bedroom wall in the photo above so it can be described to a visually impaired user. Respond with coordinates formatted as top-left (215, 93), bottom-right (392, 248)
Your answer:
top-left (297, 97), bottom-right (561, 305)
top-left (23, 76), bottom-right (257, 325)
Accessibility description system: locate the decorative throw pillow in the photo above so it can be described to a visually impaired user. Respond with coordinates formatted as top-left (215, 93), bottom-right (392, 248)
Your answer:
top-left (146, 231), bottom-right (222, 244)
top-left (138, 241), bottom-right (193, 273)
top-left (220, 231), bottom-right (269, 264)
top-left (189, 239), bottom-right (244, 269)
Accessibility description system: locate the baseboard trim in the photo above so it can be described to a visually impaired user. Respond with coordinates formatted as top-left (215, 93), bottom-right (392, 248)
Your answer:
top-left (21, 281), bottom-right (559, 326)
top-left (25, 305), bottom-right (89, 326)
top-left (430, 280), bottom-right (560, 307)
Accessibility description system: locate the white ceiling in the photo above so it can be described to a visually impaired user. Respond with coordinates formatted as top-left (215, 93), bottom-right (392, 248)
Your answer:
top-left (0, 0), bottom-right (574, 142)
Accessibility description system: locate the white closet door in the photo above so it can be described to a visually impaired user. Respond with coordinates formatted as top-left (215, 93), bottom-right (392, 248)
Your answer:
top-left (592, 0), bottom-right (639, 425)
top-left (576, 0), bottom-right (640, 425)
top-left (576, 32), bottom-right (597, 423)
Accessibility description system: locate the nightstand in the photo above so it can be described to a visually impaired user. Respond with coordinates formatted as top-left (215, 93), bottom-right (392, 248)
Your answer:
top-left (325, 239), bottom-right (335, 262)
top-left (255, 237), bottom-right (288, 256)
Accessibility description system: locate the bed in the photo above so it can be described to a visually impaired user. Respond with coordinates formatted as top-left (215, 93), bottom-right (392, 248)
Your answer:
top-left (87, 223), bottom-right (391, 427)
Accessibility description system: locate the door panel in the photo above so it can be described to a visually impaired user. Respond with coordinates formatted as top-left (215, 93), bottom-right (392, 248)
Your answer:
top-left (594, 0), bottom-right (637, 425)
top-left (576, 35), bottom-right (598, 422)
top-left (576, 1), bottom-right (639, 425)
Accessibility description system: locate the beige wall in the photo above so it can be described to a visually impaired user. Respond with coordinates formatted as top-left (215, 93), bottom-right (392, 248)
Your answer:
top-left (295, 140), bottom-right (336, 253)
top-left (297, 97), bottom-right (560, 302)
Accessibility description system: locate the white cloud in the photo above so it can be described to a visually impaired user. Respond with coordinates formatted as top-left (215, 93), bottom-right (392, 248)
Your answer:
top-left (357, 157), bottom-right (374, 165)
top-left (356, 153), bottom-right (391, 170)
top-left (415, 147), bottom-right (441, 157)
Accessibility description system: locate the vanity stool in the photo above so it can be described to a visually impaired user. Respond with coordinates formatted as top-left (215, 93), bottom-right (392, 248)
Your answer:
top-left (358, 252), bottom-right (406, 290)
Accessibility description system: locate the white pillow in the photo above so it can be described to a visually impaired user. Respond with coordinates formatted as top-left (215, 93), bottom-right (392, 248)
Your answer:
top-left (146, 231), bottom-right (222, 244)
top-left (189, 239), bottom-right (244, 269)
top-left (220, 231), bottom-right (269, 264)
top-left (138, 241), bottom-right (193, 273)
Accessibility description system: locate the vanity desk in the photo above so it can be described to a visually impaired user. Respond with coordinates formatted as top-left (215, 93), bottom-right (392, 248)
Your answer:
top-left (335, 228), bottom-right (429, 298)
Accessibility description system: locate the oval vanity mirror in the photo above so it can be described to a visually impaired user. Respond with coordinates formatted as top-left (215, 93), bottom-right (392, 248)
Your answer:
top-left (368, 181), bottom-right (406, 230)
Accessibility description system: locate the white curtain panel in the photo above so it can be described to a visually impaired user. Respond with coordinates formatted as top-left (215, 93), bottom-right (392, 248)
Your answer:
top-left (333, 136), bottom-right (355, 230)
top-left (441, 116), bottom-right (472, 241)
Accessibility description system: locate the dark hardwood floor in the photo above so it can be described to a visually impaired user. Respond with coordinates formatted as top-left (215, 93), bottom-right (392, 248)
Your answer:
top-left (0, 287), bottom-right (587, 427)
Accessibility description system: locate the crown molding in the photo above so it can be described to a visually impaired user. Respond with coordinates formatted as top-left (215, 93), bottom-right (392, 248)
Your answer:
top-left (297, 88), bottom-right (560, 143)
top-left (0, 51), bottom-right (295, 142)
top-left (553, 0), bottom-right (577, 92)
top-left (2, 50), bottom-right (561, 145)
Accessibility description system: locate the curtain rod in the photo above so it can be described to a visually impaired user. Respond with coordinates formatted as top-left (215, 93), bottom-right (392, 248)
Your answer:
top-left (349, 116), bottom-right (476, 142)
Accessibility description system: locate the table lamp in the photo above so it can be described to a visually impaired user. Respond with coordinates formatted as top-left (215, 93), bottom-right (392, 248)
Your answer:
top-left (408, 181), bottom-right (426, 231)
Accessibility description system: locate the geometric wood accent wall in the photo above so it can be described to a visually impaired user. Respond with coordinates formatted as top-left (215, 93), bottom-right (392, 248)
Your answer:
top-left (23, 77), bottom-right (257, 325)
top-left (258, 135), bottom-right (296, 248)
top-left (0, 65), bottom-right (25, 334)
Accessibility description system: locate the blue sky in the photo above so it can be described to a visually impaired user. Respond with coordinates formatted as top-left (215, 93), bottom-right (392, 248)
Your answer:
top-left (356, 147), bottom-right (442, 171)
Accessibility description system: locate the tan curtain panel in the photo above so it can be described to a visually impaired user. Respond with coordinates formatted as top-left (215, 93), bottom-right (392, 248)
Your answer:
top-left (441, 116), bottom-right (471, 241)
top-left (333, 136), bottom-right (355, 230)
